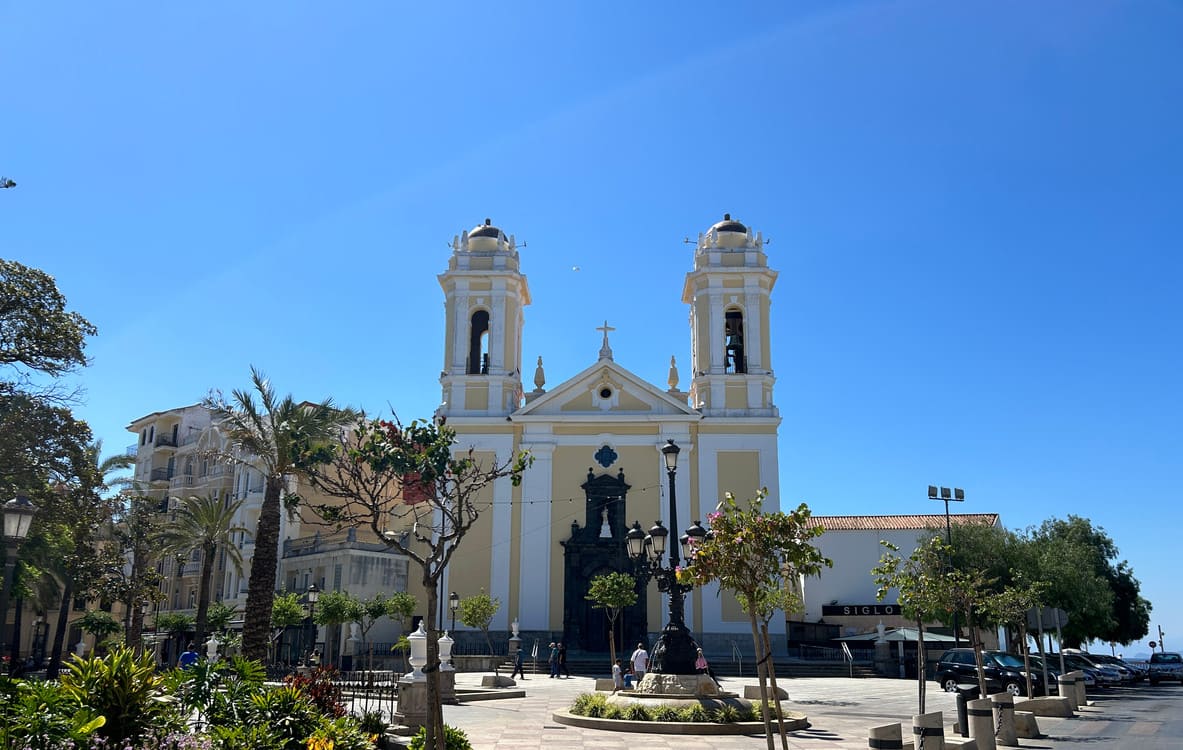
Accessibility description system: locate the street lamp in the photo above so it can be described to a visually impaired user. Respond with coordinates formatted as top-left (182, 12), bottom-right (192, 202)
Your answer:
top-left (625, 439), bottom-right (703, 675)
top-left (305, 583), bottom-right (320, 663)
top-left (928, 485), bottom-right (965, 647)
top-left (449, 591), bottom-right (460, 635)
top-left (1, 496), bottom-right (37, 672)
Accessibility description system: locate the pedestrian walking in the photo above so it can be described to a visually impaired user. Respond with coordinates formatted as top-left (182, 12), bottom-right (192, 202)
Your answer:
top-left (548, 642), bottom-right (559, 678)
top-left (558, 642), bottom-right (570, 678)
top-left (630, 642), bottom-right (649, 679)
top-left (178, 643), bottom-right (199, 669)
top-left (510, 648), bottom-right (526, 679)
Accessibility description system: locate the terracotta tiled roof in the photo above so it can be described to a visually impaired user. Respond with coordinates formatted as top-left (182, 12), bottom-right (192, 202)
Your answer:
top-left (810, 513), bottom-right (1000, 531)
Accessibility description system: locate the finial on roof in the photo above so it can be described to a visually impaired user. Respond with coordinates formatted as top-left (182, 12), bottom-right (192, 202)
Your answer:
top-left (596, 320), bottom-right (615, 361)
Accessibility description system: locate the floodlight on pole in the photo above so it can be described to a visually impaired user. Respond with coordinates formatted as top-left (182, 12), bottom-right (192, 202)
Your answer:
top-left (928, 485), bottom-right (966, 648)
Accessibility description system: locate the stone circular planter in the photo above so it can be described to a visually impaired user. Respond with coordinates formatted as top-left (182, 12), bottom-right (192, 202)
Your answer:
top-left (552, 709), bottom-right (809, 735)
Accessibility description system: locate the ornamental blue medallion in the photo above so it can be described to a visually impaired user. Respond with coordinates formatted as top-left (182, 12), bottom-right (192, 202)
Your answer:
top-left (594, 444), bottom-right (618, 469)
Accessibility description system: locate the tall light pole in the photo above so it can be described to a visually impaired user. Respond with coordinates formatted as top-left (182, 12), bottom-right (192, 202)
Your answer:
top-left (1, 496), bottom-right (37, 672)
top-left (626, 439), bottom-right (706, 675)
top-left (928, 485), bottom-right (965, 648)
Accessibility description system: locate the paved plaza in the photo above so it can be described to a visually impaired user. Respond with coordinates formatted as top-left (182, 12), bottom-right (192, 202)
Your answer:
top-left (416, 674), bottom-right (1180, 749)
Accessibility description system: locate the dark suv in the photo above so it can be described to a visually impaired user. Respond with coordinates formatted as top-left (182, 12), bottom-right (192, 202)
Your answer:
top-left (934, 648), bottom-right (1047, 696)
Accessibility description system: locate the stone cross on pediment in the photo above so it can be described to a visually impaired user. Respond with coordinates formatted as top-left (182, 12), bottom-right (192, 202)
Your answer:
top-left (597, 320), bottom-right (615, 361)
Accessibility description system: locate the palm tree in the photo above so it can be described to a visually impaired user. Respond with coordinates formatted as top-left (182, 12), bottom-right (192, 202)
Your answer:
top-left (206, 367), bottom-right (354, 661)
top-left (158, 493), bottom-right (248, 647)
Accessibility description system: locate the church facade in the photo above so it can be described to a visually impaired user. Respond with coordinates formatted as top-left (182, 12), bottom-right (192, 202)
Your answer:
top-left (436, 215), bottom-right (783, 652)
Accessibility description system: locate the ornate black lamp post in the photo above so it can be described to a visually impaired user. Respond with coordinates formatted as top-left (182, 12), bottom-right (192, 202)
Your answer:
top-left (1, 496), bottom-right (37, 673)
top-left (626, 440), bottom-right (707, 674)
top-left (449, 591), bottom-right (460, 634)
top-left (304, 583), bottom-right (319, 662)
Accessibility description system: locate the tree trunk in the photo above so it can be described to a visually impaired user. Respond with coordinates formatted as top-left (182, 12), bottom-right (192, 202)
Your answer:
top-left (760, 620), bottom-right (790, 750)
top-left (971, 620), bottom-right (987, 697)
top-left (748, 609), bottom-right (775, 750)
top-left (242, 476), bottom-right (283, 661)
top-left (423, 578), bottom-right (445, 750)
top-left (194, 542), bottom-right (215, 647)
top-left (916, 618), bottom-right (926, 714)
top-left (607, 612), bottom-right (618, 671)
top-left (47, 578), bottom-right (74, 680)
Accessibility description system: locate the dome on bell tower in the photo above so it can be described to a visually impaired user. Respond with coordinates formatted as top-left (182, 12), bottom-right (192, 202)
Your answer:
top-left (709, 213), bottom-right (748, 235)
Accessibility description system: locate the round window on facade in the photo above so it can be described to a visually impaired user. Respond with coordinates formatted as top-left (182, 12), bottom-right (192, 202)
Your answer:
top-left (599, 387), bottom-right (612, 399)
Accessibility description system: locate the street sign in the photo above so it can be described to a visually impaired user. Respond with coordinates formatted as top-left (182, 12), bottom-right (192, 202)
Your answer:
top-left (1025, 606), bottom-right (1069, 631)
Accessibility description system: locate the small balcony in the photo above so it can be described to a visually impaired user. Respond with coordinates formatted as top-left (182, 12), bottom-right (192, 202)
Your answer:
top-left (149, 467), bottom-right (174, 482)
top-left (154, 434), bottom-right (178, 450)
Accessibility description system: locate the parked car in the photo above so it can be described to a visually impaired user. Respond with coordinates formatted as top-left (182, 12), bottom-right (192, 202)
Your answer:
top-left (934, 648), bottom-right (1049, 696)
top-left (1148, 652), bottom-right (1183, 685)
top-left (1036, 652), bottom-right (1097, 690)
top-left (1082, 653), bottom-right (1138, 683)
top-left (1024, 655), bottom-right (1061, 695)
top-left (1064, 653), bottom-right (1122, 686)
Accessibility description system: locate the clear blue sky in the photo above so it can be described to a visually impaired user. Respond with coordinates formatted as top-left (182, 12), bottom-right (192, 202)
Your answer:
top-left (4, 1), bottom-right (1180, 654)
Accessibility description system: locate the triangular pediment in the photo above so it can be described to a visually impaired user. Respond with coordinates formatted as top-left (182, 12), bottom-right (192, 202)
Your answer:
top-left (513, 360), bottom-right (699, 420)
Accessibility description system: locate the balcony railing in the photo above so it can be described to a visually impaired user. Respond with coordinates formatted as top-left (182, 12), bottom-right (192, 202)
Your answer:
top-left (154, 434), bottom-right (178, 448)
top-left (149, 467), bottom-right (174, 482)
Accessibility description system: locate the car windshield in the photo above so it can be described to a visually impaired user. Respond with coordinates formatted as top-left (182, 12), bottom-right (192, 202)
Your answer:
top-left (1154, 653), bottom-right (1182, 664)
top-left (992, 653), bottom-right (1024, 668)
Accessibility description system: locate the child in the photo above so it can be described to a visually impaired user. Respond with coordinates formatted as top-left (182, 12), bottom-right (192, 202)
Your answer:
top-left (622, 664), bottom-right (636, 689)
top-left (612, 658), bottom-right (624, 692)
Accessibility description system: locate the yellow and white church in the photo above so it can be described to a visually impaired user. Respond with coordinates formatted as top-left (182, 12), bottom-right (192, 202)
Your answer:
top-left (435, 214), bottom-right (783, 653)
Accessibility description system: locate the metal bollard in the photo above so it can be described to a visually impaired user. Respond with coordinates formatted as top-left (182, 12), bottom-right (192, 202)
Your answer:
top-left (990, 692), bottom-right (1019, 747)
top-left (956, 688), bottom-right (972, 737)
top-left (1057, 673), bottom-right (1078, 710)
top-left (967, 697), bottom-right (997, 750)
top-left (869, 722), bottom-right (903, 750)
top-left (912, 711), bottom-right (945, 750)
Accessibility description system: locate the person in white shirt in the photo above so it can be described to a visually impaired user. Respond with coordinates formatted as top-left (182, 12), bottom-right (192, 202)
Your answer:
top-left (630, 643), bottom-right (649, 679)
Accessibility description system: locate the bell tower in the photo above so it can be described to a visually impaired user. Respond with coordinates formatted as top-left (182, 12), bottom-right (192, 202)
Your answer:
top-left (682, 214), bottom-right (778, 417)
top-left (438, 219), bottom-right (531, 417)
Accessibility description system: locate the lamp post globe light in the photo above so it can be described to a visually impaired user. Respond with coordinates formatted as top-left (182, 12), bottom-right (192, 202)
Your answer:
top-left (626, 440), bottom-right (705, 675)
top-left (1, 496), bottom-right (37, 672)
top-left (448, 591), bottom-right (459, 635)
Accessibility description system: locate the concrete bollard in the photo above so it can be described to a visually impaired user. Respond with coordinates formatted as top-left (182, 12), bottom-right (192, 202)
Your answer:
top-left (1071, 670), bottom-right (1087, 707)
top-left (1057, 673), bottom-right (1078, 710)
top-left (966, 698), bottom-right (996, 750)
top-left (912, 711), bottom-right (945, 750)
top-left (989, 693), bottom-right (1018, 747)
top-left (869, 722), bottom-right (904, 750)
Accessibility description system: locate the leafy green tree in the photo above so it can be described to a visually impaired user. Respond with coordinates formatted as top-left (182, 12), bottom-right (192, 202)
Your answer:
top-left (270, 592), bottom-right (305, 662)
top-left (457, 589), bottom-right (501, 656)
top-left (1028, 516), bottom-right (1150, 646)
top-left (155, 612), bottom-right (195, 665)
top-left (353, 593), bottom-right (405, 669)
top-left (385, 592), bottom-right (418, 671)
top-left (872, 536), bottom-right (948, 714)
top-left (78, 610), bottom-right (122, 652)
top-left (680, 490), bottom-right (831, 750)
top-left (204, 366), bottom-right (355, 661)
top-left (300, 415), bottom-right (531, 750)
top-left (0, 259), bottom-right (96, 379)
top-left (104, 491), bottom-right (165, 654)
top-left (585, 572), bottom-right (637, 669)
top-left (158, 493), bottom-right (248, 646)
top-left (314, 590), bottom-right (363, 666)
top-left (206, 601), bottom-right (238, 633)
